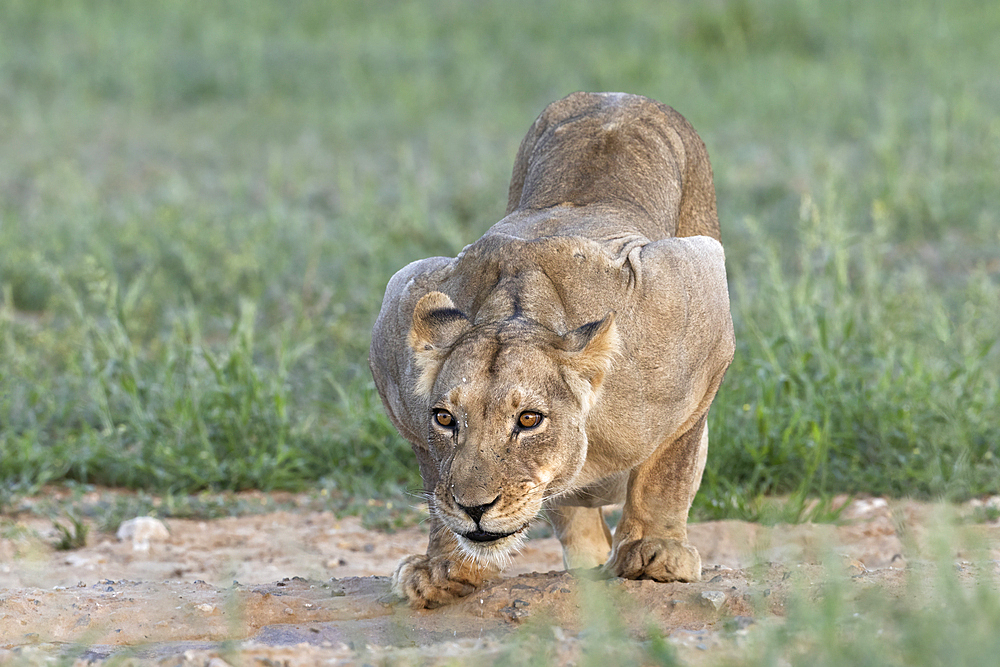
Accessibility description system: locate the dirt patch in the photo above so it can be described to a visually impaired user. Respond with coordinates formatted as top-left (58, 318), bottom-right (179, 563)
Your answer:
top-left (2, 495), bottom-right (999, 665)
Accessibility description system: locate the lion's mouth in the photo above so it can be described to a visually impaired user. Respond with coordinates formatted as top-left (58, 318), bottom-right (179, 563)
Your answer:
top-left (461, 522), bottom-right (529, 544)
top-left (463, 529), bottom-right (512, 543)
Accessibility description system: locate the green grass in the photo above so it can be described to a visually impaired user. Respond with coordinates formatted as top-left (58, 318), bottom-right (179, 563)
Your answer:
top-left (1, 0), bottom-right (998, 515)
top-left (50, 509), bottom-right (89, 550)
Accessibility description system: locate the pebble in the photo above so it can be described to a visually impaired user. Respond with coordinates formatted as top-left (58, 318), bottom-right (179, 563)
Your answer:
top-left (116, 517), bottom-right (170, 552)
top-left (699, 590), bottom-right (726, 611)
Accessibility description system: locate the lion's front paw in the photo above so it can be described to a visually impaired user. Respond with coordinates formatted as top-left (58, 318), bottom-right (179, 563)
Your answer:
top-left (606, 538), bottom-right (701, 582)
top-left (390, 554), bottom-right (486, 609)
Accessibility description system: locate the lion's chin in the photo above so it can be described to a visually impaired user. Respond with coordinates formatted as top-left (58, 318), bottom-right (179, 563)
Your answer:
top-left (453, 522), bottom-right (530, 570)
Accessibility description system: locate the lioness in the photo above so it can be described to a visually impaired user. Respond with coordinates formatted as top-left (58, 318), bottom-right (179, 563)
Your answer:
top-left (370, 92), bottom-right (735, 608)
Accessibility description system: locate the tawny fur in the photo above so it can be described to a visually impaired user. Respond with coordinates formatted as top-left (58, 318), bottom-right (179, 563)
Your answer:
top-left (370, 92), bottom-right (735, 608)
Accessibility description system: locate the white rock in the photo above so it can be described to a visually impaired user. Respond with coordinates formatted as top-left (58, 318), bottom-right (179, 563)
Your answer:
top-left (700, 590), bottom-right (727, 611)
top-left (116, 517), bottom-right (170, 552)
top-left (64, 553), bottom-right (92, 568)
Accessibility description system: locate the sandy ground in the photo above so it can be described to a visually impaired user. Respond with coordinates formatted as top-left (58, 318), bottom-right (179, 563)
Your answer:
top-left (2, 493), bottom-right (999, 665)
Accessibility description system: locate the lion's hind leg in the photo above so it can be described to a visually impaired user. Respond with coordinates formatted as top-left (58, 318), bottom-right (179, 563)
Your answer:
top-left (549, 504), bottom-right (613, 571)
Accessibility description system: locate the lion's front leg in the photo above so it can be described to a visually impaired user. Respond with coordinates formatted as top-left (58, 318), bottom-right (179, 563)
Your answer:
top-left (390, 446), bottom-right (499, 608)
top-left (391, 519), bottom-right (500, 609)
top-left (605, 414), bottom-right (708, 582)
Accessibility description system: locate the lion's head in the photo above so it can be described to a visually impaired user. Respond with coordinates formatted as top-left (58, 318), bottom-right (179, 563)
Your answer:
top-left (408, 290), bottom-right (619, 567)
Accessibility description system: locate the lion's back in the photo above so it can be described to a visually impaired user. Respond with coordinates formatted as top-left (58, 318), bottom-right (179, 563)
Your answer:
top-left (505, 92), bottom-right (720, 243)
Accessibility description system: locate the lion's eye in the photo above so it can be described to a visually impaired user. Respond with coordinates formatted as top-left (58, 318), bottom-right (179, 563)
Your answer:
top-left (518, 411), bottom-right (543, 429)
top-left (433, 410), bottom-right (456, 429)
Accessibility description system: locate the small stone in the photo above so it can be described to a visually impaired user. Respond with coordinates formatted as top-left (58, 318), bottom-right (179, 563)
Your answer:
top-left (500, 605), bottom-right (529, 622)
top-left (843, 555), bottom-right (868, 576)
top-left (700, 590), bottom-right (726, 611)
top-left (116, 517), bottom-right (170, 552)
top-left (64, 554), bottom-right (91, 568)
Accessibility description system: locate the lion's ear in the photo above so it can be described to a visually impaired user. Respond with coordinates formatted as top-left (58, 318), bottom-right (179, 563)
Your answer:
top-left (409, 292), bottom-right (470, 397)
top-left (557, 313), bottom-right (620, 410)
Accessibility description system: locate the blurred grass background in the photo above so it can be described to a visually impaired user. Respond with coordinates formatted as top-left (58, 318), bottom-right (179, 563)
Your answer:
top-left (1, 0), bottom-right (998, 516)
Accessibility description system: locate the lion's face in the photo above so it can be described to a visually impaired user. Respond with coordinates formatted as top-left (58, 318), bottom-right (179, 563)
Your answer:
top-left (426, 328), bottom-right (587, 565)
top-left (408, 292), bottom-right (618, 567)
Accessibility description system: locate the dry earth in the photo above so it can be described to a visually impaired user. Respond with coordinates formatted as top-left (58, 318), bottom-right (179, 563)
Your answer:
top-left (2, 493), bottom-right (999, 666)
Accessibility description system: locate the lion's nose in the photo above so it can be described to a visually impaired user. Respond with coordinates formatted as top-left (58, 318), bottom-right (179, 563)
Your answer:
top-left (455, 495), bottom-right (500, 524)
